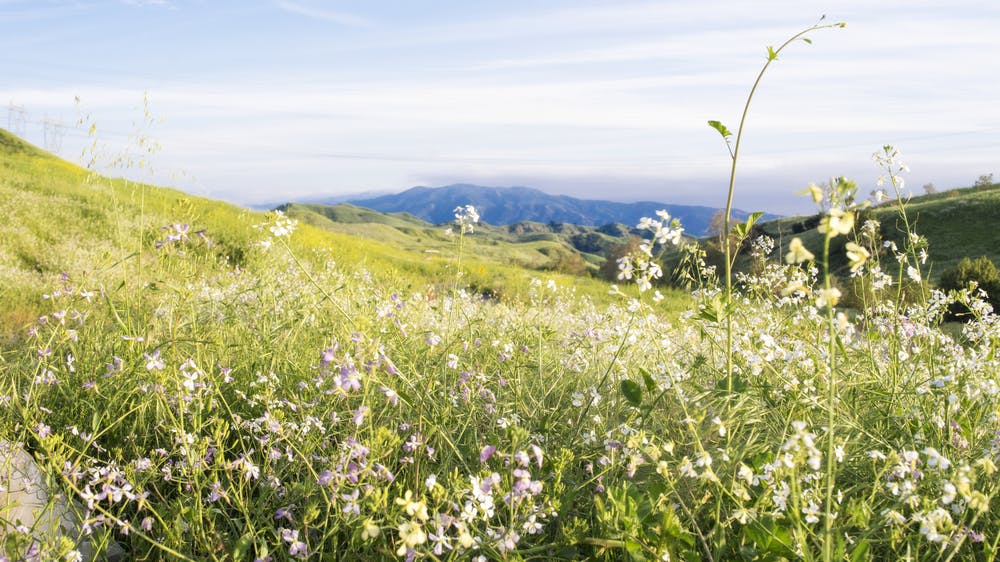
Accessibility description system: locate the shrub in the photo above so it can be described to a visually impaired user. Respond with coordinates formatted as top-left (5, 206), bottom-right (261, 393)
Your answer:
top-left (939, 256), bottom-right (1000, 320)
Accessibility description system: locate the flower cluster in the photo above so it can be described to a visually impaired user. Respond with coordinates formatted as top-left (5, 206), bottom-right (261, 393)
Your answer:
top-left (617, 210), bottom-right (684, 293)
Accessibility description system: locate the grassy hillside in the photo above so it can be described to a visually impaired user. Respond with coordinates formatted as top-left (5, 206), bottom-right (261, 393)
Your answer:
top-left (747, 185), bottom-right (1000, 283)
top-left (279, 202), bottom-right (638, 274)
top-left (0, 130), bottom-right (679, 339)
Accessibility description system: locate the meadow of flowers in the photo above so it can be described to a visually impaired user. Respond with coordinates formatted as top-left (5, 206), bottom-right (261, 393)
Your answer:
top-left (3, 137), bottom-right (1000, 562)
top-left (5, 18), bottom-right (1000, 561)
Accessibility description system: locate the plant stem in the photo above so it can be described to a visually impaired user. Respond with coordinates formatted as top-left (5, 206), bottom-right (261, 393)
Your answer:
top-left (720, 19), bottom-right (844, 396)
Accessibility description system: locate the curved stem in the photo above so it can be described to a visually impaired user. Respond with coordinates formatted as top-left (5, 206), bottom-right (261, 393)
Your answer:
top-left (720, 19), bottom-right (845, 395)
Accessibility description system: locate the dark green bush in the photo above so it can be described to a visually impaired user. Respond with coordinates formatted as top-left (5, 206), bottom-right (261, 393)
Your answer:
top-left (939, 256), bottom-right (1000, 320)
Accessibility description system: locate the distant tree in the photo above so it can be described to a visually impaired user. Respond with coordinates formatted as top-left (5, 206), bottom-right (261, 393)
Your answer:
top-left (974, 173), bottom-right (994, 189)
top-left (706, 209), bottom-right (742, 256)
top-left (939, 256), bottom-right (1000, 320)
top-left (544, 249), bottom-right (589, 276)
top-left (599, 236), bottom-right (643, 282)
top-left (922, 182), bottom-right (937, 195)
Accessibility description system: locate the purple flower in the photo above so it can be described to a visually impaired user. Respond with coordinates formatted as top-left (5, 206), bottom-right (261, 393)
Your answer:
top-left (320, 347), bottom-right (337, 365)
top-left (318, 470), bottom-right (335, 486)
top-left (353, 406), bottom-right (369, 426)
top-left (144, 350), bottom-right (165, 371)
top-left (480, 445), bottom-right (496, 464)
top-left (289, 541), bottom-right (309, 558)
top-left (275, 506), bottom-right (294, 522)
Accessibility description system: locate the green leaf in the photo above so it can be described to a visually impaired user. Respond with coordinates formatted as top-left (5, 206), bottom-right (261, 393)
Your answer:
top-left (802, 37), bottom-right (813, 44)
top-left (733, 211), bottom-right (765, 240)
top-left (707, 120), bottom-right (732, 139)
top-left (767, 45), bottom-right (778, 60)
top-left (849, 540), bottom-right (870, 562)
top-left (745, 516), bottom-right (796, 558)
top-left (640, 368), bottom-right (657, 392)
top-left (232, 533), bottom-right (254, 560)
top-left (620, 379), bottom-right (643, 407)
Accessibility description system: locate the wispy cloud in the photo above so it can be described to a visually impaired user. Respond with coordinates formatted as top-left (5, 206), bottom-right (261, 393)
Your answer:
top-left (273, 0), bottom-right (372, 28)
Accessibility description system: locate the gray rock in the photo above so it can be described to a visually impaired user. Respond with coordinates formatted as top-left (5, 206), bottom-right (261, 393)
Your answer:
top-left (1, 441), bottom-right (125, 561)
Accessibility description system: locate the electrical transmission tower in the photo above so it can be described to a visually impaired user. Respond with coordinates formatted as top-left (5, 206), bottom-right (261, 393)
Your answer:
top-left (7, 102), bottom-right (27, 137)
top-left (43, 116), bottom-right (66, 153)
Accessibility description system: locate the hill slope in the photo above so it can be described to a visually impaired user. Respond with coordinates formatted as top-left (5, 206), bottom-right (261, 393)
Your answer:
top-left (756, 185), bottom-right (1000, 282)
top-left (278, 202), bottom-right (642, 275)
top-left (0, 130), bottom-right (639, 337)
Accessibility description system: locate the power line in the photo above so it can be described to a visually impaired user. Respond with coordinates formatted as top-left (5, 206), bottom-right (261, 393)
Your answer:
top-left (6, 101), bottom-right (27, 137)
top-left (42, 115), bottom-right (66, 153)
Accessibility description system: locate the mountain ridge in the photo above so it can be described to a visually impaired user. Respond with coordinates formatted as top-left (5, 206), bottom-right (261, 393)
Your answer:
top-left (343, 184), bottom-right (773, 237)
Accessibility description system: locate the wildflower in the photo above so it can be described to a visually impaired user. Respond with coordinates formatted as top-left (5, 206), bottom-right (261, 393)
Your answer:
top-left (785, 237), bottom-right (814, 264)
top-left (267, 210), bottom-right (298, 238)
top-left (362, 519), bottom-right (381, 540)
top-left (819, 209), bottom-right (855, 238)
top-left (845, 242), bottom-right (870, 272)
top-left (206, 481), bottom-right (227, 503)
top-left (396, 521), bottom-right (427, 556)
top-left (395, 490), bottom-right (429, 521)
top-left (816, 287), bottom-right (841, 308)
top-left (241, 458), bottom-right (260, 480)
top-left (288, 541), bottom-right (309, 559)
top-left (968, 491), bottom-right (990, 513)
top-left (144, 350), bottom-right (165, 371)
top-left (454, 205), bottom-right (480, 234)
top-left (381, 386), bottom-right (400, 406)
top-left (342, 489), bottom-right (360, 515)
top-left (34, 423), bottom-right (52, 438)
top-left (318, 470), bottom-right (335, 486)
top-left (480, 445), bottom-right (496, 463)
top-left (711, 416), bottom-right (726, 437)
top-left (522, 514), bottom-right (544, 534)
top-left (353, 405), bottom-right (369, 426)
top-left (429, 523), bottom-right (453, 555)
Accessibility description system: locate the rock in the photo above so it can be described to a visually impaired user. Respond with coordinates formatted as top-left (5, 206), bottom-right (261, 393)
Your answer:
top-left (1, 441), bottom-right (125, 561)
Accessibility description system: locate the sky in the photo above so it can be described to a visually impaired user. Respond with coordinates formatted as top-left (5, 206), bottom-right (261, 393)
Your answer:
top-left (1, 0), bottom-right (998, 215)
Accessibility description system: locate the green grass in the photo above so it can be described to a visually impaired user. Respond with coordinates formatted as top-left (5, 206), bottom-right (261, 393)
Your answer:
top-left (280, 202), bottom-right (634, 276)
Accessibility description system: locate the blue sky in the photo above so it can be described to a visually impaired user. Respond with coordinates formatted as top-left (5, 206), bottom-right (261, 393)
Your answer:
top-left (2, 0), bottom-right (998, 214)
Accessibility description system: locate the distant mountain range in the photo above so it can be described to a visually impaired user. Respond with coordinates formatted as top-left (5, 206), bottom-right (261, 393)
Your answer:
top-left (325, 184), bottom-right (776, 237)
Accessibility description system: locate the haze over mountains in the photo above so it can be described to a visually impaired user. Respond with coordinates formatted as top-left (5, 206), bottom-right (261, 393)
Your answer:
top-left (287, 184), bottom-right (776, 237)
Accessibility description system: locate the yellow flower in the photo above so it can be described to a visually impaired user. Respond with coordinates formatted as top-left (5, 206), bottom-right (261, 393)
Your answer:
top-left (396, 521), bottom-right (427, 555)
top-left (785, 237), bottom-right (815, 264)
top-left (818, 209), bottom-right (854, 238)
top-left (361, 519), bottom-right (381, 540)
top-left (394, 490), bottom-right (428, 521)
top-left (816, 287), bottom-right (842, 308)
top-left (845, 242), bottom-right (870, 272)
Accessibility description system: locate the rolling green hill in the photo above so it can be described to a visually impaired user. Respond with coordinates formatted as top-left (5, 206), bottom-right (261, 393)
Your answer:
top-left (0, 129), bottom-right (665, 339)
top-left (278, 202), bottom-right (640, 275)
top-left (755, 185), bottom-right (1000, 282)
